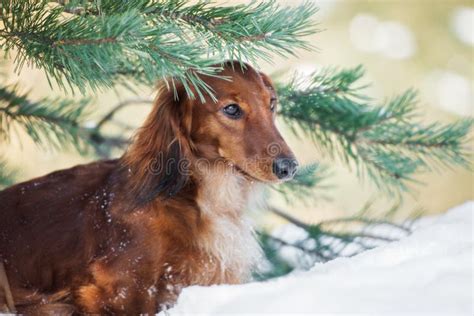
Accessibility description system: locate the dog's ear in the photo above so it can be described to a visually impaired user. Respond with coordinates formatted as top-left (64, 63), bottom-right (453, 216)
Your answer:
top-left (222, 60), bottom-right (276, 93)
top-left (258, 71), bottom-right (276, 92)
top-left (123, 81), bottom-right (193, 206)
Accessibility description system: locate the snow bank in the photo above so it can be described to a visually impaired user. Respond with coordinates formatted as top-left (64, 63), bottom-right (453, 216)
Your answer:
top-left (163, 202), bottom-right (473, 315)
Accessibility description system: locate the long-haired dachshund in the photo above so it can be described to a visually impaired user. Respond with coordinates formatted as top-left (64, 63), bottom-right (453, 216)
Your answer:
top-left (0, 61), bottom-right (298, 314)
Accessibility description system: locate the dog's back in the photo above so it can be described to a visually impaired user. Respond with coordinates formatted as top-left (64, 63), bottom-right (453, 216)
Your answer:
top-left (0, 160), bottom-right (118, 305)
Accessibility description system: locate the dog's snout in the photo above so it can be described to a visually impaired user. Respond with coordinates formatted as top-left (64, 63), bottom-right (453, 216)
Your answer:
top-left (272, 157), bottom-right (298, 180)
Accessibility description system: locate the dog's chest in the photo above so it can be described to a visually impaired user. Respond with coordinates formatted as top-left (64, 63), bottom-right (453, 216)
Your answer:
top-left (192, 170), bottom-right (261, 283)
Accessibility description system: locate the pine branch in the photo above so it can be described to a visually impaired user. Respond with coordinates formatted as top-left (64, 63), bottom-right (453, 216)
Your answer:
top-left (0, 0), bottom-right (217, 95)
top-left (60, 0), bottom-right (318, 61)
top-left (273, 163), bottom-right (331, 203)
top-left (85, 98), bottom-right (150, 158)
top-left (1, 0), bottom-right (318, 97)
top-left (276, 66), bottom-right (473, 194)
top-left (255, 231), bottom-right (294, 280)
top-left (94, 98), bottom-right (152, 132)
top-left (256, 203), bottom-right (414, 280)
top-left (0, 84), bottom-right (90, 151)
top-left (269, 206), bottom-right (312, 230)
top-left (144, 0), bottom-right (319, 63)
top-left (318, 216), bottom-right (411, 233)
top-left (0, 159), bottom-right (16, 188)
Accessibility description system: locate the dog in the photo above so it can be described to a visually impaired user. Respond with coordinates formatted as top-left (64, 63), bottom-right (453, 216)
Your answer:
top-left (0, 61), bottom-right (298, 314)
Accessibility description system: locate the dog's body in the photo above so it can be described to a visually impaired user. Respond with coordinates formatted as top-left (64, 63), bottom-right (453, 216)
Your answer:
top-left (0, 62), bottom-right (297, 314)
top-left (0, 159), bottom-right (259, 314)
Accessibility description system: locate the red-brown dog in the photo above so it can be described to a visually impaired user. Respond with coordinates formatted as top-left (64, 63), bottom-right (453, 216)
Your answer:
top-left (0, 61), bottom-right (298, 314)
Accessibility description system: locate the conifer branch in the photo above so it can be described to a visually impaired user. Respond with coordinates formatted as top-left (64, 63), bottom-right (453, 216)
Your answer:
top-left (94, 98), bottom-right (152, 132)
top-left (0, 0), bottom-right (318, 96)
top-left (0, 85), bottom-right (90, 151)
top-left (273, 163), bottom-right (331, 203)
top-left (0, 159), bottom-right (16, 188)
top-left (256, 203), bottom-right (414, 279)
top-left (276, 66), bottom-right (473, 194)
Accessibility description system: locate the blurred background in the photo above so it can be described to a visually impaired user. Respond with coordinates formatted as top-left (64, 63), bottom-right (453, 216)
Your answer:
top-left (1, 0), bottom-right (473, 227)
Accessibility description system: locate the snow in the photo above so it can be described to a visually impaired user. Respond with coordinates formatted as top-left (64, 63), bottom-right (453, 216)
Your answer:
top-left (162, 202), bottom-right (473, 315)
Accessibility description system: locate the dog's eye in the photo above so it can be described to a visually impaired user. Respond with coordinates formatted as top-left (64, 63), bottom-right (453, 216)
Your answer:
top-left (222, 104), bottom-right (243, 119)
top-left (270, 98), bottom-right (277, 112)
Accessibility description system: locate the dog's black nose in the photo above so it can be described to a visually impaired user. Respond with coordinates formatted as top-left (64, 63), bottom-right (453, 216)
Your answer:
top-left (272, 157), bottom-right (298, 180)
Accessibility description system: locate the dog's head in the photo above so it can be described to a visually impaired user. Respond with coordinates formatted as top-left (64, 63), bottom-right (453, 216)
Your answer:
top-left (125, 61), bottom-right (297, 203)
top-left (190, 61), bottom-right (298, 183)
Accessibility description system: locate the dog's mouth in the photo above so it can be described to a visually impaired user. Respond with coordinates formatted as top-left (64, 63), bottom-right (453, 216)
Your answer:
top-left (233, 165), bottom-right (263, 182)
top-left (218, 155), bottom-right (280, 183)
top-left (232, 163), bottom-right (289, 184)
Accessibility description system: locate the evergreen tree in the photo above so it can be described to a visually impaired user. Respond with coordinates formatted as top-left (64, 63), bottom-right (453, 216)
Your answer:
top-left (0, 0), bottom-right (471, 279)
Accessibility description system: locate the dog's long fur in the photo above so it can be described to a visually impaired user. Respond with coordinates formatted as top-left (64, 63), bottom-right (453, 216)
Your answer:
top-left (0, 61), bottom-right (295, 314)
